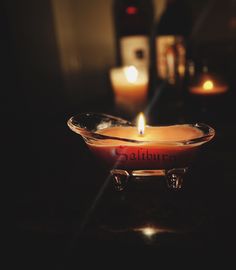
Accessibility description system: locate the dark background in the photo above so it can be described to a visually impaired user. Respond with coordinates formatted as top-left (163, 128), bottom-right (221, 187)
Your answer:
top-left (3, 0), bottom-right (236, 264)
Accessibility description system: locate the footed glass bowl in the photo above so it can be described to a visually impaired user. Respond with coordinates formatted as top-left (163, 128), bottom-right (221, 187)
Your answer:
top-left (67, 113), bottom-right (215, 190)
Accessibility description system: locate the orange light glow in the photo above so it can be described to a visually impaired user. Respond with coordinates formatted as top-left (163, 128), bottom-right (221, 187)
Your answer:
top-left (203, 80), bottom-right (214, 91)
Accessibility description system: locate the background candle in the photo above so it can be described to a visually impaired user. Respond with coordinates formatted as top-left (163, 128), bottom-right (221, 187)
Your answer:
top-left (189, 77), bottom-right (228, 96)
top-left (109, 66), bottom-right (148, 115)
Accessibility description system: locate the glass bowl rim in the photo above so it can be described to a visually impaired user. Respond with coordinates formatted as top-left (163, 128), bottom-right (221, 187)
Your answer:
top-left (67, 112), bottom-right (215, 146)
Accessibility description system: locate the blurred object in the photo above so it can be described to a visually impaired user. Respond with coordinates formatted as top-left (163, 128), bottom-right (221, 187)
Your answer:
top-left (155, 0), bottom-right (192, 85)
top-left (189, 73), bottom-right (228, 96)
top-left (192, 0), bottom-right (236, 43)
top-left (228, 0), bottom-right (236, 30)
top-left (153, 0), bottom-right (166, 21)
top-left (190, 0), bottom-right (216, 41)
top-left (52, 0), bottom-right (116, 72)
top-left (112, 0), bottom-right (154, 70)
top-left (186, 59), bottom-right (196, 82)
top-left (190, 0), bottom-right (236, 86)
top-left (156, 36), bottom-right (186, 85)
top-left (110, 65), bottom-right (148, 118)
top-left (185, 62), bottom-right (229, 124)
top-left (51, 0), bottom-right (115, 107)
top-left (189, 62), bottom-right (228, 96)
top-left (146, 0), bottom-right (193, 126)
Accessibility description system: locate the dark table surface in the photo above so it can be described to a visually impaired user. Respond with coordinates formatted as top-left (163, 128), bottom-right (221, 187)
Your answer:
top-left (11, 79), bottom-right (236, 264)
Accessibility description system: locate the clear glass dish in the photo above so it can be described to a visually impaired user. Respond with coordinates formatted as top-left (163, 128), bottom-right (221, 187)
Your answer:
top-left (67, 113), bottom-right (215, 190)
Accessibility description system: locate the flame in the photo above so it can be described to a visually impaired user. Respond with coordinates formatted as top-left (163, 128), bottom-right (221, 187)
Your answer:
top-left (124, 66), bottom-right (138, 83)
top-left (203, 80), bottom-right (214, 91)
top-left (137, 113), bottom-right (145, 135)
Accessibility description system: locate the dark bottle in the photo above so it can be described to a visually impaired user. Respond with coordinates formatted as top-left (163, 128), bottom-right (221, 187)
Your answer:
top-left (112, 0), bottom-right (154, 71)
top-left (155, 0), bottom-right (193, 86)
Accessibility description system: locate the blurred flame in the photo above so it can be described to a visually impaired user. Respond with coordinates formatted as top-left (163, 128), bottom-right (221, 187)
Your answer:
top-left (124, 66), bottom-right (138, 83)
top-left (203, 80), bottom-right (214, 91)
top-left (137, 113), bottom-right (145, 135)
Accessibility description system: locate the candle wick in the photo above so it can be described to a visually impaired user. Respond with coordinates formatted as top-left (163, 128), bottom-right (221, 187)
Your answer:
top-left (139, 130), bottom-right (144, 136)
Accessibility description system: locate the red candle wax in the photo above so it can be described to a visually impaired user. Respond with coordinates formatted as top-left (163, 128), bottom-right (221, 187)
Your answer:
top-left (87, 125), bottom-right (204, 170)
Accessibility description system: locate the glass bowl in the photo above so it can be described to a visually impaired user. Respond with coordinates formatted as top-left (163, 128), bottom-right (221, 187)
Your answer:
top-left (67, 113), bottom-right (215, 190)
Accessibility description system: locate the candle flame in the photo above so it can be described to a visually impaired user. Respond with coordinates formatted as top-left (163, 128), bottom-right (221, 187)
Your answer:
top-left (124, 66), bottom-right (138, 83)
top-left (203, 80), bottom-right (214, 91)
top-left (137, 113), bottom-right (145, 135)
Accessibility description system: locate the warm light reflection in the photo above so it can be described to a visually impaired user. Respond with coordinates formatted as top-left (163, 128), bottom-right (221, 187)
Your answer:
top-left (124, 66), bottom-right (138, 83)
top-left (134, 226), bottom-right (174, 239)
top-left (137, 112), bottom-right (145, 135)
top-left (203, 80), bottom-right (214, 91)
top-left (141, 227), bottom-right (157, 237)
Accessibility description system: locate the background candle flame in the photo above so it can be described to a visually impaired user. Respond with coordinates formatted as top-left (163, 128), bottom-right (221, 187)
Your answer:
top-left (203, 80), bottom-right (214, 91)
top-left (137, 113), bottom-right (145, 135)
top-left (124, 65), bottom-right (138, 83)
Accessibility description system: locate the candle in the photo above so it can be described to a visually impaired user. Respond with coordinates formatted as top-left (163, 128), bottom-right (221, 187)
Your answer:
top-left (189, 78), bottom-right (228, 96)
top-left (109, 66), bottom-right (148, 114)
top-left (87, 113), bottom-right (211, 170)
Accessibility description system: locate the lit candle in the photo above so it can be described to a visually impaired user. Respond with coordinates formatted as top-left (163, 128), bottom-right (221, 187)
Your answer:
top-left (190, 78), bottom-right (228, 96)
top-left (87, 113), bottom-right (214, 170)
top-left (109, 66), bottom-right (148, 114)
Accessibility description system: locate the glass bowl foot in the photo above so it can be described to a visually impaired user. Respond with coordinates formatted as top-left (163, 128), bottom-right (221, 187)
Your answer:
top-left (110, 168), bottom-right (188, 191)
top-left (111, 169), bottom-right (130, 191)
top-left (166, 168), bottom-right (188, 190)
